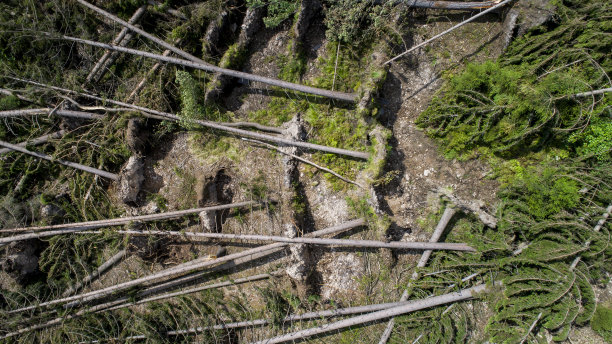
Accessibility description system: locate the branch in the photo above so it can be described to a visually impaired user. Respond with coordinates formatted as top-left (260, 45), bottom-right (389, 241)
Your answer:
top-left (519, 312), bottom-right (542, 344)
top-left (570, 203), bottom-right (612, 270)
top-left (398, 0), bottom-right (504, 10)
top-left (572, 87), bottom-right (612, 98)
top-left (0, 140), bottom-right (118, 180)
top-left (384, 0), bottom-right (514, 65)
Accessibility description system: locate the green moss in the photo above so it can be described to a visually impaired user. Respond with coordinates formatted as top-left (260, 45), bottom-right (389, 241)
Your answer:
top-left (592, 305), bottom-right (612, 341)
top-left (0, 94), bottom-right (20, 111)
top-left (218, 43), bottom-right (247, 70)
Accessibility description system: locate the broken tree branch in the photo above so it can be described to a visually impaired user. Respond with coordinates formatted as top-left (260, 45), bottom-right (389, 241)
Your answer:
top-left (0, 140), bottom-right (118, 181)
top-left (10, 78), bottom-right (368, 159)
top-left (0, 130), bottom-right (65, 155)
top-left (519, 312), bottom-right (542, 344)
top-left (378, 205), bottom-right (457, 344)
top-left (384, 0), bottom-right (514, 65)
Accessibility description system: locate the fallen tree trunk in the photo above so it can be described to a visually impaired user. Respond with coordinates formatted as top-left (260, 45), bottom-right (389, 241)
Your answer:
top-left (8, 219), bottom-right (366, 314)
top-left (378, 206), bottom-right (457, 344)
top-left (0, 130), bottom-right (65, 155)
top-left (53, 33), bottom-right (357, 102)
top-left (0, 140), bottom-right (118, 180)
top-left (11, 78), bottom-right (368, 159)
top-left (0, 201), bottom-right (257, 234)
top-left (107, 219), bottom-right (366, 306)
top-left (61, 249), bottom-right (127, 297)
top-left (75, 0), bottom-right (208, 65)
top-left (250, 283), bottom-right (491, 344)
top-left (86, 5), bottom-right (147, 83)
top-left (0, 108), bottom-right (105, 120)
top-left (398, 0), bottom-right (504, 10)
top-left (105, 229), bottom-right (476, 252)
top-left (385, 0), bottom-right (514, 65)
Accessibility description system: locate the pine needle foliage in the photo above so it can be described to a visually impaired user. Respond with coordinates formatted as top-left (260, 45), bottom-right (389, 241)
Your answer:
top-left (417, 0), bottom-right (612, 160)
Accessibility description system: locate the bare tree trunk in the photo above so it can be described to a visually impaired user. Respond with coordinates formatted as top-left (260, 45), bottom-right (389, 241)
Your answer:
top-left (0, 108), bottom-right (104, 119)
top-left (125, 49), bottom-right (173, 102)
top-left (12, 77), bottom-right (368, 159)
top-left (8, 219), bottom-right (366, 314)
top-left (75, 0), bottom-right (208, 65)
top-left (109, 229), bottom-right (475, 251)
top-left (55, 33), bottom-right (357, 102)
top-left (0, 140), bottom-right (118, 180)
top-left (86, 6), bottom-right (147, 83)
top-left (61, 249), bottom-right (127, 297)
top-left (250, 284), bottom-right (491, 344)
top-left (378, 206), bottom-right (457, 344)
top-left (0, 201), bottom-right (257, 233)
top-left (398, 0), bottom-right (505, 10)
top-left (385, 0), bottom-right (514, 65)
top-left (0, 130), bottom-right (65, 155)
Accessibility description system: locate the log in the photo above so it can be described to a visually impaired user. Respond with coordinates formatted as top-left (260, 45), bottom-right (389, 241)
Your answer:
top-left (0, 140), bottom-right (118, 180)
top-left (11, 77), bottom-right (368, 159)
top-left (105, 271), bottom-right (277, 312)
top-left (104, 229), bottom-right (476, 252)
top-left (75, 0), bottom-right (208, 65)
top-left (378, 206), bottom-right (457, 344)
top-left (384, 0), bottom-right (514, 65)
top-left (61, 249), bottom-right (127, 297)
top-left (8, 219), bottom-right (366, 314)
top-left (398, 0), bottom-right (504, 10)
top-left (54, 33), bottom-right (357, 102)
top-left (0, 201), bottom-right (257, 234)
top-left (250, 283), bottom-right (491, 344)
top-left (86, 6), bottom-right (147, 83)
top-left (0, 108), bottom-right (104, 119)
top-left (0, 130), bottom-right (65, 155)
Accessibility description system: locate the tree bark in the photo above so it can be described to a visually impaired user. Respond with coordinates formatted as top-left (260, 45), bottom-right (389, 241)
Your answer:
top-left (0, 108), bottom-right (104, 119)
